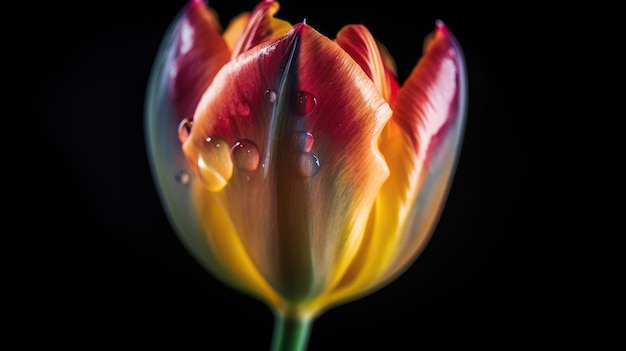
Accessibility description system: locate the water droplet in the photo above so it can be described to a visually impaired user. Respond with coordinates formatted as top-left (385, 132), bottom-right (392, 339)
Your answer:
top-left (294, 90), bottom-right (316, 115)
top-left (297, 153), bottom-right (320, 178)
top-left (177, 118), bottom-right (193, 143)
top-left (265, 89), bottom-right (277, 103)
top-left (175, 170), bottom-right (190, 185)
top-left (236, 101), bottom-right (250, 116)
top-left (197, 136), bottom-right (233, 192)
top-left (294, 131), bottom-right (314, 152)
top-left (231, 139), bottom-right (260, 172)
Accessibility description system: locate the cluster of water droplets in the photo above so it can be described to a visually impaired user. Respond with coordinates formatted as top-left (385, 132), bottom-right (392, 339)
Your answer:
top-left (175, 88), bottom-right (321, 190)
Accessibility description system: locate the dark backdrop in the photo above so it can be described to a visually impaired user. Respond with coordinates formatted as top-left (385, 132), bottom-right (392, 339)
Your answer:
top-left (28, 0), bottom-right (566, 348)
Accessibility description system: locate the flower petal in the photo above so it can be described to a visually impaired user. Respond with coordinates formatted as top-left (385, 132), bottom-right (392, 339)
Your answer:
top-left (334, 24), bottom-right (400, 103)
top-left (385, 21), bottom-right (467, 275)
top-left (167, 0), bottom-right (231, 121)
top-left (183, 23), bottom-right (391, 312)
top-left (145, 0), bottom-right (282, 307)
top-left (324, 21), bottom-right (467, 309)
top-left (229, 0), bottom-right (292, 59)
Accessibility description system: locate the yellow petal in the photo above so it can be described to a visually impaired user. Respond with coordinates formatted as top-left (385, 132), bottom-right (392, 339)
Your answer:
top-left (190, 182), bottom-right (282, 308)
top-left (222, 12), bottom-right (251, 52)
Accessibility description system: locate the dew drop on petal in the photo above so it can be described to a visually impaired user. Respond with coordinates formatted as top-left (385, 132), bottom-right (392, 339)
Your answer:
top-left (293, 90), bottom-right (316, 115)
top-left (175, 170), bottom-right (190, 185)
top-left (231, 139), bottom-right (260, 172)
top-left (197, 136), bottom-right (233, 192)
top-left (297, 152), bottom-right (320, 178)
top-left (177, 118), bottom-right (193, 143)
top-left (294, 131), bottom-right (314, 152)
top-left (265, 89), bottom-right (277, 103)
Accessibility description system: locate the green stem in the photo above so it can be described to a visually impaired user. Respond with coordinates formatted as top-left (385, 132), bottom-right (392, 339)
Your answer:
top-left (270, 313), bottom-right (313, 351)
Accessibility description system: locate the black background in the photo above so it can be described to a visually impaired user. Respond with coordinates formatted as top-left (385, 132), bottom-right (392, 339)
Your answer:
top-left (26, 0), bottom-right (571, 348)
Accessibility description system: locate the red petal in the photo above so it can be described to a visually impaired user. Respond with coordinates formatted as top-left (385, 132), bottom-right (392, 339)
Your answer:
top-left (335, 24), bottom-right (400, 103)
top-left (394, 21), bottom-right (466, 166)
top-left (168, 0), bottom-right (231, 120)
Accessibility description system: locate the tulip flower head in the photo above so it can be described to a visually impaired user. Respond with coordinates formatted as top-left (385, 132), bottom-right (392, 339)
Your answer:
top-left (145, 0), bottom-right (467, 349)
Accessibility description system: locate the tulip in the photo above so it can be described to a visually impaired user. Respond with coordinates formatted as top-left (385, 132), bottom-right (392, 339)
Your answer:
top-left (145, 0), bottom-right (467, 349)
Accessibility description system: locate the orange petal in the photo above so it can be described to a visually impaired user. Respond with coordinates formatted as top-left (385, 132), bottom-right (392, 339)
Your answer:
top-left (335, 24), bottom-right (400, 103)
top-left (183, 23), bottom-right (391, 312)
